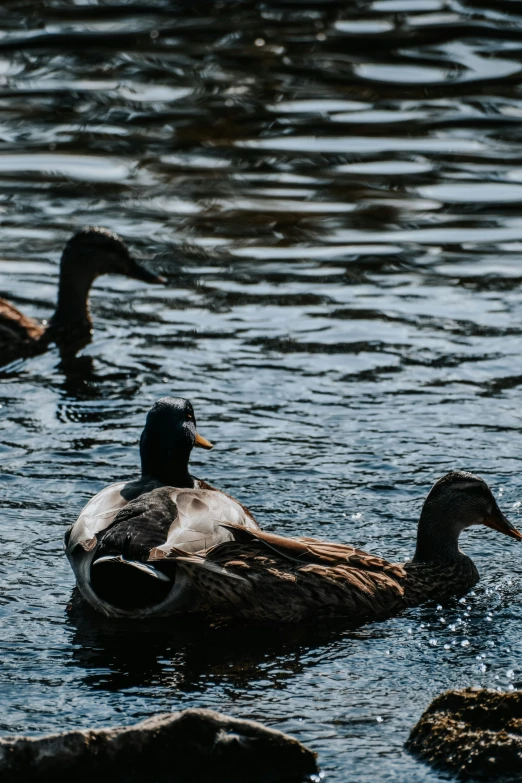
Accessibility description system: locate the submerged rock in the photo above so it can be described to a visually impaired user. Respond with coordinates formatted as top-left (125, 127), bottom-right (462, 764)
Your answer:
top-left (0, 708), bottom-right (318, 783)
top-left (407, 687), bottom-right (522, 781)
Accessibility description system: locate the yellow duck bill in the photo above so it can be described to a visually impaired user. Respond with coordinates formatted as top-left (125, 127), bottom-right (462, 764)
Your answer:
top-left (195, 432), bottom-right (213, 450)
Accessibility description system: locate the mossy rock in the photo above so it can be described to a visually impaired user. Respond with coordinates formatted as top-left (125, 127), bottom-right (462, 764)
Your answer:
top-left (407, 687), bottom-right (522, 781)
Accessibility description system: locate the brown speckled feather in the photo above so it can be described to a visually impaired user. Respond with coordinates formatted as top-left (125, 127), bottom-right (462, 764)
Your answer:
top-left (0, 298), bottom-right (45, 350)
top-left (166, 524), bottom-right (482, 624)
top-left (167, 530), bottom-right (408, 623)
top-left (402, 557), bottom-right (479, 606)
top-left (220, 523), bottom-right (405, 578)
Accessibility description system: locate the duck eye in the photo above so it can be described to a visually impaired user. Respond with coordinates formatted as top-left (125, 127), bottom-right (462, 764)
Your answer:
top-left (187, 413), bottom-right (193, 420)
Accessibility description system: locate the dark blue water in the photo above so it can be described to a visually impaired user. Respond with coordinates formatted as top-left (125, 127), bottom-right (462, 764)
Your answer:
top-left (1, 1), bottom-right (522, 779)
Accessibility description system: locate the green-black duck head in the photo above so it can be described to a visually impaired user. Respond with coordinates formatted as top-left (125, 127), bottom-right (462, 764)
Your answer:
top-left (139, 397), bottom-right (213, 486)
top-left (414, 470), bottom-right (521, 563)
top-left (60, 226), bottom-right (167, 285)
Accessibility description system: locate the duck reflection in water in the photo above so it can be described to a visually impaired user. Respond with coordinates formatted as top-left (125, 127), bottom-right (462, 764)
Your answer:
top-left (0, 226), bottom-right (166, 367)
top-left (66, 586), bottom-right (366, 694)
top-left (56, 353), bottom-right (144, 402)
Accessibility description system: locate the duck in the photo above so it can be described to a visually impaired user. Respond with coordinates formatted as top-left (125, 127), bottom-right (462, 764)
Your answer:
top-left (0, 225), bottom-right (165, 365)
top-left (65, 396), bottom-right (259, 618)
top-left (156, 471), bottom-right (521, 624)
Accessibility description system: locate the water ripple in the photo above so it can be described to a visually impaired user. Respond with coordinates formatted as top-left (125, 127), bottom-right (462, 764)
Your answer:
top-left (1, 2), bottom-right (522, 781)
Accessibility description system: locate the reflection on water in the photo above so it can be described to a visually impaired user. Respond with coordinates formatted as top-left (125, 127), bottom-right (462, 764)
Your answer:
top-left (1, 1), bottom-right (522, 780)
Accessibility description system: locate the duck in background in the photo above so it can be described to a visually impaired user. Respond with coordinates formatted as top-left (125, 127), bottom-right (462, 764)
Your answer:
top-left (158, 471), bottom-right (521, 624)
top-left (0, 226), bottom-right (165, 365)
top-left (65, 397), bottom-right (259, 619)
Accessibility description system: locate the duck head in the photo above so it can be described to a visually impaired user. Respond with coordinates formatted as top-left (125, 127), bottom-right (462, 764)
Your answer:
top-left (414, 471), bottom-right (521, 564)
top-left (50, 227), bottom-right (166, 345)
top-left (140, 397), bottom-right (213, 487)
top-left (60, 226), bottom-right (166, 285)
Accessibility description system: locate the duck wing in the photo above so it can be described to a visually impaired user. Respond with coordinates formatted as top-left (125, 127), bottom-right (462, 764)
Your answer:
top-left (65, 481), bottom-right (129, 555)
top-left (64, 477), bottom-right (162, 555)
top-left (149, 487), bottom-right (259, 559)
top-left (94, 486), bottom-right (180, 563)
top-left (219, 523), bottom-right (405, 579)
top-left (167, 525), bottom-right (407, 624)
top-left (0, 298), bottom-right (45, 362)
top-left (0, 299), bottom-right (44, 341)
top-left (195, 479), bottom-right (258, 527)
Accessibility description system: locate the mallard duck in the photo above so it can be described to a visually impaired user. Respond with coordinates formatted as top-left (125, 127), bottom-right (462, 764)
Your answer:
top-left (157, 471), bottom-right (521, 624)
top-left (0, 226), bottom-right (165, 364)
top-left (65, 396), bottom-right (259, 618)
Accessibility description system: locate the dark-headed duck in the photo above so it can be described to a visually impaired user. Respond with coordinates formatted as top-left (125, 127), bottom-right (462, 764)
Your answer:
top-left (65, 397), bottom-right (259, 618)
top-left (0, 225), bottom-right (165, 364)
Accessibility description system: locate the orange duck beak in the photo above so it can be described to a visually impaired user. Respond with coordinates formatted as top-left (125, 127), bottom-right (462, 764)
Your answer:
top-left (195, 431), bottom-right (213, 450)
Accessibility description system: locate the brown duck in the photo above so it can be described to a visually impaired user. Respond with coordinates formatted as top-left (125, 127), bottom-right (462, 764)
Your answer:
top-left (0, 225), bottom-right (165, 365)
top-left (156, 471), bottom-right (521, 624)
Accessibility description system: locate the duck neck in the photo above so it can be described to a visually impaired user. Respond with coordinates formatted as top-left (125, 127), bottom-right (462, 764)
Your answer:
top-left (140, 452), bottom-right (194, 489)
top-left (413, 509), bottom-right (463, 564)
top-left (49, 266), bottom-right (96, 333)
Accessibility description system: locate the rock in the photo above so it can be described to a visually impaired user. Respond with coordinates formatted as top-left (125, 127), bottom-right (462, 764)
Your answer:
top-left (407, 687), bottom-right (522, 781)
top-left (0, 708), bottom-right (318, 783)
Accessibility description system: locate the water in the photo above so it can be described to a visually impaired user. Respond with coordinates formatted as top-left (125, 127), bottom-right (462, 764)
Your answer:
top-left (1, 0), bottom-right (522, 779)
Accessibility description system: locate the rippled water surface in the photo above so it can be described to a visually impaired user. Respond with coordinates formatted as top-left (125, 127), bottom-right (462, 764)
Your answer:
top-left (1, 1), bottom-right (522, 780)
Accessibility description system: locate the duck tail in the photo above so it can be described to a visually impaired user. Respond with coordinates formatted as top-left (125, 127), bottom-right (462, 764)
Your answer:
top-left (89, 554), bottom-right (174, 611)
top-left (92, 555), bottom-right (171, 582)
